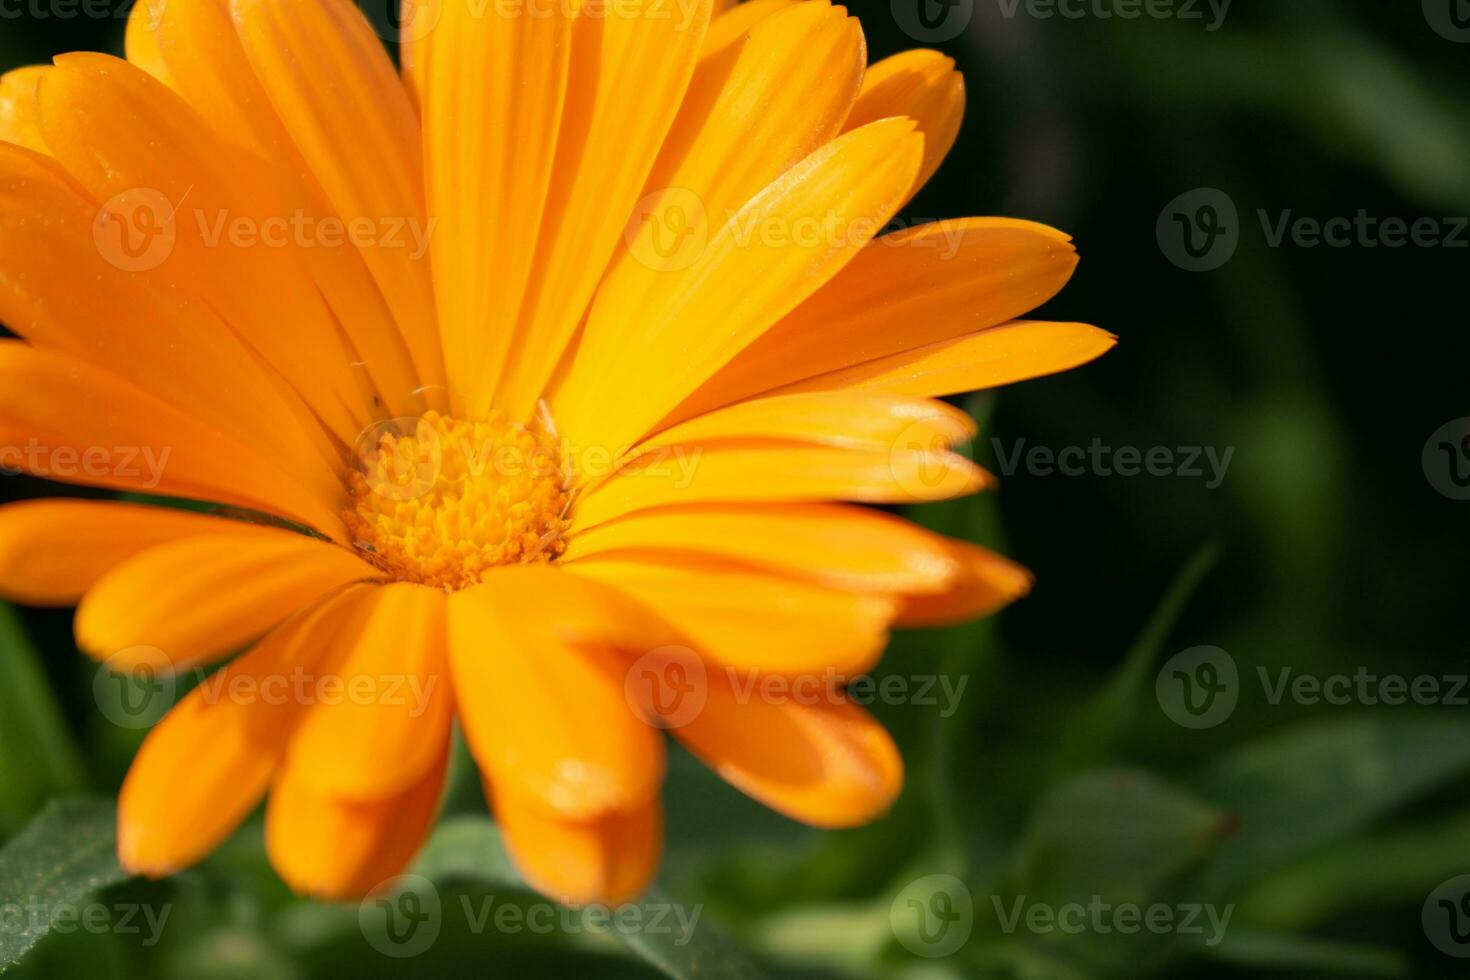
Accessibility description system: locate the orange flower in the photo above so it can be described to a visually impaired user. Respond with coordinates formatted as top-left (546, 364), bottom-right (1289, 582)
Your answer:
top-left (0, 0), bottom-right (1112, 904)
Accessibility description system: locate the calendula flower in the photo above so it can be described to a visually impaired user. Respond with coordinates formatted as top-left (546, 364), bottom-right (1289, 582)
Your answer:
top-left (0, 0), bottom-right (1112, 904)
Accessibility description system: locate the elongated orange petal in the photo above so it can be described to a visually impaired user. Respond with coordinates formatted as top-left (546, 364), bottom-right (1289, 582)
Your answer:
top-left (666, 667), bottom-right (904, 828)
top-left (896, 539), bottom-right (1034, 626)
top-left (636, 391), bottom-right (974, 456)
top-left (781, 320), bottom-right (1118, 399)
top-left (495, 0), bottom-right (712, 419)
top-left (0, 342), bottom-right (345, 537)
top-left (558, 118), bottom-right (922, 453)
top-left (490, 781), bottom-right (662, 907)
top-left (123, 1), bottom-right (171, 85)
top-left (37, 53), bottom-right (374, 443)
top-left (568, 557), bottom-right (895, 677)
top-left (286, 583), bottom-right (451, 800)
top-left (572, 443), bottom-right (989, 529)
top-left (0, 501), bottom-right (295, 607)
top-left (447, 567), bottom-right (670, 821)
top-left (702, 0), bottom-right (798, 62)
top-left (564, 503), bottom-right (959, 595)
top-left (75, 534), bottom-right (379, 671)
top-left (677, 218), bottom-right (1082, 417)
top-left (0, 67), bottom-right (47, 153)
top-left (231, 0), bottom-right (444, 400)
top-left (268, 741), bottom-right (448, 900)
top-left (118, 587), bottom-right (366, 878)
top-left (423, 0), bottom-right (572, 417)
top-left (844, 49), bottom-right (965, 201)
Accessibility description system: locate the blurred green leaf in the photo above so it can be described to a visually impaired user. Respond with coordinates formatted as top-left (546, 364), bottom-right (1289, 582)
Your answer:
top-left (1196, 715), bottom-right (1470, 895)
top-left (414, 817), bottom-right (767, 980)
top-left (0, 798), bottom-right (127, 973)
top-left (1049, 545), bottom-right (1221, 778)
top-left (1207, 930), bottom-right (1407, 978)
top-left (0, 604), bottom-right (87, 834)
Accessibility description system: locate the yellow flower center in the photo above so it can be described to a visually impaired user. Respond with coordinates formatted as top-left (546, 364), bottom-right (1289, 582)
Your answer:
top-left (345, 411), bottom-right (572, 590)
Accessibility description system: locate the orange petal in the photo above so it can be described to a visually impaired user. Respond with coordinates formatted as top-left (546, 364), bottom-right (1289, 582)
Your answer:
top-left (896, 539), bottom-right (1034, 627)
top-left (422, 0), bottom-right (573, 416)
top-left (677, 218), bottom-right (1082, 417)
top-left (702, 0), bottom-right (798, 62)
top-left (0, 67), bottom-right (47, 154)
top-left (637, 391), bottom-right (975, 456)
top-left (491, 781), bottom-right (662, 907)
top-left (844, 49), bottom-right (965, 201)
top-left (230, 0), bottom-right (444, 400)
top-left (75, 533), bottom-right (379, 671)
top-left (123, 1), bottom-right (172, 85)
top-left (267, 741), bottom-right (448, 900)
top-left (669, 668), bottom-right (903, 828)
top-left (286, 583), bottom-right (452, 800)
top-left (0, 500), bottom-right (292, 607)
top-left (494, 0), bottom-right (712, 419)
top-left (566, 557), bottom-right (896, 677)
top-left (782, 320), bottom-right (1119, 399)
top-left (555, 116), bottom-right (919, 456)
top-left (118, 586), bottom-right (366, 878)
top-left (563, 503), bottom-right (960, 595)
top-left (0, 342), bottom-right (345, 537)
top-left (572, 442), bottom-right (990, 529)
top-left (447, 567), bottom-right (670, 821)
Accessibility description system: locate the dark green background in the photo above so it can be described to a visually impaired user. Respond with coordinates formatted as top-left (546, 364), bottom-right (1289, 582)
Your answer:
top-left (0, 1), bottom-right (1467, 977)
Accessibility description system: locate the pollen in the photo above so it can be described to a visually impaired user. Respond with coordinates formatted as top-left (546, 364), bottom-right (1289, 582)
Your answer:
top-left (345, 411), bottom-right (572, 590)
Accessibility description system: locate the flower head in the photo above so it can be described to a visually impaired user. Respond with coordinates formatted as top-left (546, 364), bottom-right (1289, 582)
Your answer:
top-left (0, 0), bottom-right (1112, 904)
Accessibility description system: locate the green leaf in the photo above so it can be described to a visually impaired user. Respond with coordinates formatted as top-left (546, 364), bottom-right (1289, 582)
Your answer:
top-left (1196, 715), bottom-right (1470, 895)
top-left (0, 798), bottom-right (129, 973)
top-left (0, 604), bottom-right (88, 834)
top-left (1049, 545), bottom-right (1221, 779)
top-left (1207, 931), bottom-right (1407, 978)
top-left (414, 817), bottom-right (767, 979)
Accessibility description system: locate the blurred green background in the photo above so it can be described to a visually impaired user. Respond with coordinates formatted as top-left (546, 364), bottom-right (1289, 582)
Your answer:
top-left (1, 1), bottom-right (1468, 978)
